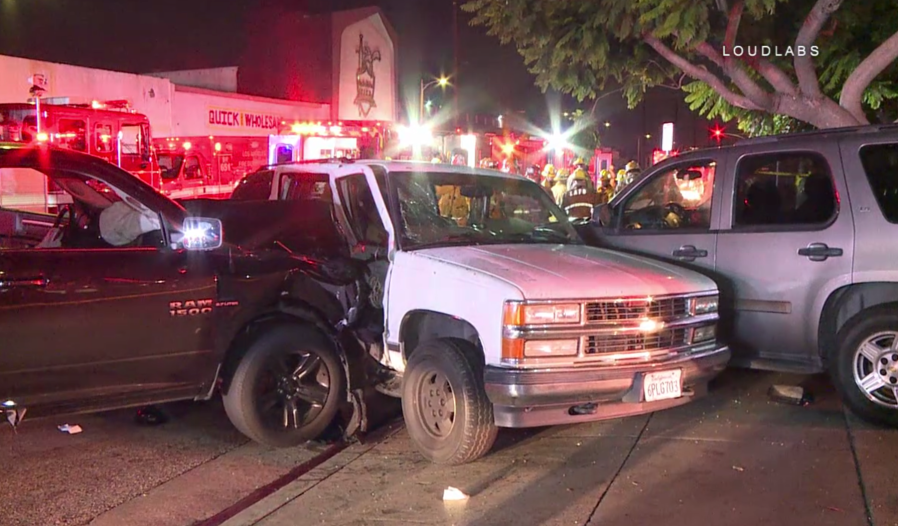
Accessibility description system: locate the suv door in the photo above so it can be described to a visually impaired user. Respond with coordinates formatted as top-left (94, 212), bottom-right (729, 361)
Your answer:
top-left (592, 154), bottom-right (726, 275)
top-left (715, 144), bottom-right (853, 369)
top-left (0, 163), bottom-right (218, 411)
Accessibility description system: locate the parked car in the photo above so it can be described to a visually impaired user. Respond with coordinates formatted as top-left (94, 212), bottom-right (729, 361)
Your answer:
top-left (580, 124), bottom-right (898, 427)
top-left (233, 160), bottom-right (731, 464)
top-left (0, 144), bottom-right (378, 446)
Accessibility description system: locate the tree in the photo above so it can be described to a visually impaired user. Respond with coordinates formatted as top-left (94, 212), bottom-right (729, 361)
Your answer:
top-left (461, 0), bottom-right (898, 133)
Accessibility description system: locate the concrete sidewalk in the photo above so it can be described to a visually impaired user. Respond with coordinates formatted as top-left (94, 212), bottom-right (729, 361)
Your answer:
top-left (221, 370), bottom-right (897, 526)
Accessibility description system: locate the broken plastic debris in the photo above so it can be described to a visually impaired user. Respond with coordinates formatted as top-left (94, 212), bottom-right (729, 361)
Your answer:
top-left (732, 465), bottom-right (744, 472)
top-left (58, 424), bottom-right (82, 434)
top-left (768, 385), bottom-right (811, 406)
top-left (442, 487), bottom-right (469, 501)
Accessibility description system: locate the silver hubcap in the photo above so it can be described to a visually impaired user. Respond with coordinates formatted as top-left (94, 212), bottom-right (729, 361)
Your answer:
top-left (853, 331), bottom-right (898, 408)
top-left (417, 371), bottom-right (456, 438)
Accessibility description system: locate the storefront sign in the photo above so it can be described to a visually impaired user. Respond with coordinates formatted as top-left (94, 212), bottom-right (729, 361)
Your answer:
top-left (208, 107), bottom-right (281, 130)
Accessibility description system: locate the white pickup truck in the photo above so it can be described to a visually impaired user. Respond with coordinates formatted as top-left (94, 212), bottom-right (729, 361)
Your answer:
top-left (232, 161), bottom-right (731, 464)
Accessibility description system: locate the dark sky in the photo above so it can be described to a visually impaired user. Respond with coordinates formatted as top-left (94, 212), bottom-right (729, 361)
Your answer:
top-left (0, 0), bottom-right (718, 158)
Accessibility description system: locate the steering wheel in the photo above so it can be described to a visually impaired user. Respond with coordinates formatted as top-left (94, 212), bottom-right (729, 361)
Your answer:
top-left (662, 203), bottom-right (688, 228)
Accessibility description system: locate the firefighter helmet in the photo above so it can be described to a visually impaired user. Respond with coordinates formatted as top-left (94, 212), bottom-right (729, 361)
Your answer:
top-left (625, 160), bottom-right (640, 172)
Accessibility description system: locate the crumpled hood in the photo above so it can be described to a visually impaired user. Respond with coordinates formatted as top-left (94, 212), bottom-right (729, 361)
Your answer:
top-left (415, 244), bottom-right (716, 300)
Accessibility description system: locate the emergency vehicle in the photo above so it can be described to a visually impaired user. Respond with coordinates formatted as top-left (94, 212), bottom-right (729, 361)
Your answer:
top-left (268, 121), bottom-right (389, 164)
top-left (0, 101), bottom-right (160, 187)
top-left (153, 136), bottom-right (268, 200)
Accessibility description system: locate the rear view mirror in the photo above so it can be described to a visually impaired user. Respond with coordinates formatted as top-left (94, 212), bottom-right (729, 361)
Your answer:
top-left (173, 217), bottom-right (223, 250)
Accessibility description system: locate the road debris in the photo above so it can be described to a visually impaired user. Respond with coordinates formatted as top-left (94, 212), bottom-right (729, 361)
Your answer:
top-left (732, 465), bottom-right (744, 472)
top-left (768, 385), bottom-right (811, 406)
top-left (442, 487), bottom-right (469, 501)
top-left (57, 424), bottom-right (82, 434)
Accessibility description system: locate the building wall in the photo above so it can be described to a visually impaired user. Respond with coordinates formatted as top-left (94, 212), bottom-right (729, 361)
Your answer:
top-left (0, 54), bottom-right (174, 136)
top-left (148, 67), bottom-right (239, 93)
top-left (169, 85), bottom-right (330, 138)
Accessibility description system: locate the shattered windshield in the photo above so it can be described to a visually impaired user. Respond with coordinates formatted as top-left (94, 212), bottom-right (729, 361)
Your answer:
top-left (390, 171), bottom-right (580, 250)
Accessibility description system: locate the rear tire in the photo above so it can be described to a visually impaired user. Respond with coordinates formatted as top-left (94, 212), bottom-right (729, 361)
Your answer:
top-left (223, 324), bottom-right (345, 447)
top-left (831, 308), bottom-right (898, 427)
top-left (401, 339), bottom-right (498, 465)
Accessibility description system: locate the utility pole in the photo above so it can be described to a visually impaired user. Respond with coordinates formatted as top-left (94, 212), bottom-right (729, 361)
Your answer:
top-left (453, 0), bottom-right (460, 128)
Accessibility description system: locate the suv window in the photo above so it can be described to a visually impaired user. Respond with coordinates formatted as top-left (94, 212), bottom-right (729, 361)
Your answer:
top-left (231, 170), bottom-right (274, 200)
top-left (733, 152), bottom-right (836, 228)
top-left (620, 160), bottom-right (716, 230)
top-left (337, 174), bottom-right (387, 247)
top-left (859, 143), bottom-right (898, 223)
top-left (279, 172), bottom-right (333, 203)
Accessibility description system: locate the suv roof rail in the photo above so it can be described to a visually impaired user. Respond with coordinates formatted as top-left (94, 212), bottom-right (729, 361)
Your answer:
top-left (258, 157), bottom-right (357, 169)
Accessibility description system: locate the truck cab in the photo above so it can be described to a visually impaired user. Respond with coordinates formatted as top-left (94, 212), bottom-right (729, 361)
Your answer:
top-left (235, 160), bottom-right (731, 464)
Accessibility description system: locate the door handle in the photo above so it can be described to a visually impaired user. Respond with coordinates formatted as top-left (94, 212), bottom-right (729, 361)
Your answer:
top-left (798, 243), bottom-right (843, 262)
top-left (672, 245), bottom-right (708, 261)
top-left (0, 277), bottom-right (49, 289)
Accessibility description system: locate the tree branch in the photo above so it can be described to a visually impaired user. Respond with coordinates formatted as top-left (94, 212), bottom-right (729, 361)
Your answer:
top-left (839, 30), bottom-right (898, 124)
top-left (724, 0), bottom-right (744, 50)
top-left (754, 59), bottom-right (799, 96)
top-left (696, 42), bottom-right (774, 110)
top-left (644, 35), bottom-right (761, 110)
top-left (795, 0), bottom-right (843, 99)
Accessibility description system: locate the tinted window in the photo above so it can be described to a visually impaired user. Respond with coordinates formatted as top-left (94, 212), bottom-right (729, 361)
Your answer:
top-left (621, 160), bottom-right (716, 230)
top-left (337, 174), bottom-right (388, 247)
top-left (859, 143), bottom-right (898, 223)
top-left (231, 170), bottom-right (273, 200)
top-left (733, 152), bottom-right (836, 227)
top-left (279, 172), bottom-right (333, 202)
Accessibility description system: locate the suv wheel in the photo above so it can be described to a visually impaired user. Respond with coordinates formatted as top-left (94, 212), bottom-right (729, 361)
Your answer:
top-left (832, 309), bottom-right (898, 427)
top-left (401, 339), bottom-right (498, 465)
top-left (223, 324), bottom-right (345, 447)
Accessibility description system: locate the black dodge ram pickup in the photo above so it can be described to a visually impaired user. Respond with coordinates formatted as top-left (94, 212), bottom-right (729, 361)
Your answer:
top-left (0, 144), bottom-right (378, 446)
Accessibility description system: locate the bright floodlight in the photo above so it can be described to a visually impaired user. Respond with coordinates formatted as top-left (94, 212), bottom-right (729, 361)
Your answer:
top-left (543, 132), bottom-right (569, 151)
top-left (438, 77), bottom-right (449, 87)
top-left (397, 124), bottom-right (434, 147)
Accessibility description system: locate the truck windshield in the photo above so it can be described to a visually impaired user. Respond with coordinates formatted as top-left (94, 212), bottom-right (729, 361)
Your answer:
top-left (0, 108), bottom-right (38, 142)
top-left (158, 154), bottom-right (184, 179)
top-left (390, 171), bottom-right (581, 250)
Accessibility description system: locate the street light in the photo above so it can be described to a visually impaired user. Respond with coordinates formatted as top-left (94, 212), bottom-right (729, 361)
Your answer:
top-left (420, 76), bottom-right (449, 119)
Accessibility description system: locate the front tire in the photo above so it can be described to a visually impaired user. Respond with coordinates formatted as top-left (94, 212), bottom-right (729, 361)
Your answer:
top-left (401, 339), bottom-right (498, 465)
top-left (831, 308), bottom-right (898, 427)
top-left (223, 324), bottom-right (345, 447)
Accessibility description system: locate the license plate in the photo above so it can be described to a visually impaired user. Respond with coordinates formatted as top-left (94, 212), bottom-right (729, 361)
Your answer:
top-left (643, 369), bottom-right (683, 402)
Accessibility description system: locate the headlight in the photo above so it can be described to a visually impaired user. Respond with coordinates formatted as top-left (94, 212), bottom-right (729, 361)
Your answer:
top-left (692, 324), bottom-right (717, 343)
top-left (692, 295), bottom-right (719, 315)
top-left (504, 302), bottom-right (581, 326)
top-left (523, 339), bottom-right (579, 358)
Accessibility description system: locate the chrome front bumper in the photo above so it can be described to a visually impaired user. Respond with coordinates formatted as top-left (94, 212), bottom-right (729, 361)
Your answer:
top-left (484, 344), bottom-right (731, 427)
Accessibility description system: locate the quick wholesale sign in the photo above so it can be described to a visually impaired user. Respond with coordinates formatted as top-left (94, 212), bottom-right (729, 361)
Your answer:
top-left (208, 108), bottom-right (281, 130)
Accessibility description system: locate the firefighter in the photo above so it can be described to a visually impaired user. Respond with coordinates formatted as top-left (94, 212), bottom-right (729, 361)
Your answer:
top-left (541, 164), bottom-right (557, 190)
top-left (567, 158), bottom-right (593, 191)
top-left (552, 169), bottom-right (569, 206)
top-left (438, 185), bottom-right (470, 226)
top-left (596, 172), bottom-right (614, 204)
top-left (524, 164), bottom-right (541, 184)
top-left (562, 178), bottom-right (602, 219)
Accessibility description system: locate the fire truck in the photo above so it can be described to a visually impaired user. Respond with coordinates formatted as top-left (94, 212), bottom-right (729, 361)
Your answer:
top-left (268, 121), bottom-right (389, 164)
top-left (0, 101), bottom-right (160, 187)
top-left (153, 136), bottom-right (268, 200)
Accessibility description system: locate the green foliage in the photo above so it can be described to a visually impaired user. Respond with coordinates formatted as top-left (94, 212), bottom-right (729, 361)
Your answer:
top-left (463, 0), bottom-right (898, 131)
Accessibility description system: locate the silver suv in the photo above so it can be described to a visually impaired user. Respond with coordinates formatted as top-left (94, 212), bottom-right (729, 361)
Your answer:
top-left (585, 125), bottom-right (898, 427)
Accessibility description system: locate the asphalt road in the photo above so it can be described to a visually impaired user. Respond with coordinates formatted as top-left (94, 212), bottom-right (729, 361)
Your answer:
top-left (2, 370), bottom-right (896, 526)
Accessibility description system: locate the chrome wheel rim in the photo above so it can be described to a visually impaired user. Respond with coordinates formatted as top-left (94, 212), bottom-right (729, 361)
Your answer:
top-left (852, 331), bottom-right (898, 409)
top-left (416, 369), bottom-right (457, 438)
top-left (257, 350), bottom-right (331, 431)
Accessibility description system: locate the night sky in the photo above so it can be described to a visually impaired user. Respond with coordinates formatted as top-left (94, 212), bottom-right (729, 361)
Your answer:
top-left (0, 0), bottom-right (718, 159)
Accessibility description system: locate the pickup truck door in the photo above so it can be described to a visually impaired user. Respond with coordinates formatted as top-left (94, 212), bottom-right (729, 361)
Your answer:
top-left (589, 153), bottom-right (727, 278)
top-left (714, 143), bottom-right (853, 370)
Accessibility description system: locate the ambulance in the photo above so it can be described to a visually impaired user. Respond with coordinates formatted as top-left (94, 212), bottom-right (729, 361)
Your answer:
top-left (153, 136), bottom-right (268, 200)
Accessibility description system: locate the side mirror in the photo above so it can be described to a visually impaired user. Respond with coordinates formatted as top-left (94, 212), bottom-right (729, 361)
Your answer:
top-left (172, 217), bottom-right (223, 250)
top-left (593, 203), bottom-right (612, 226)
